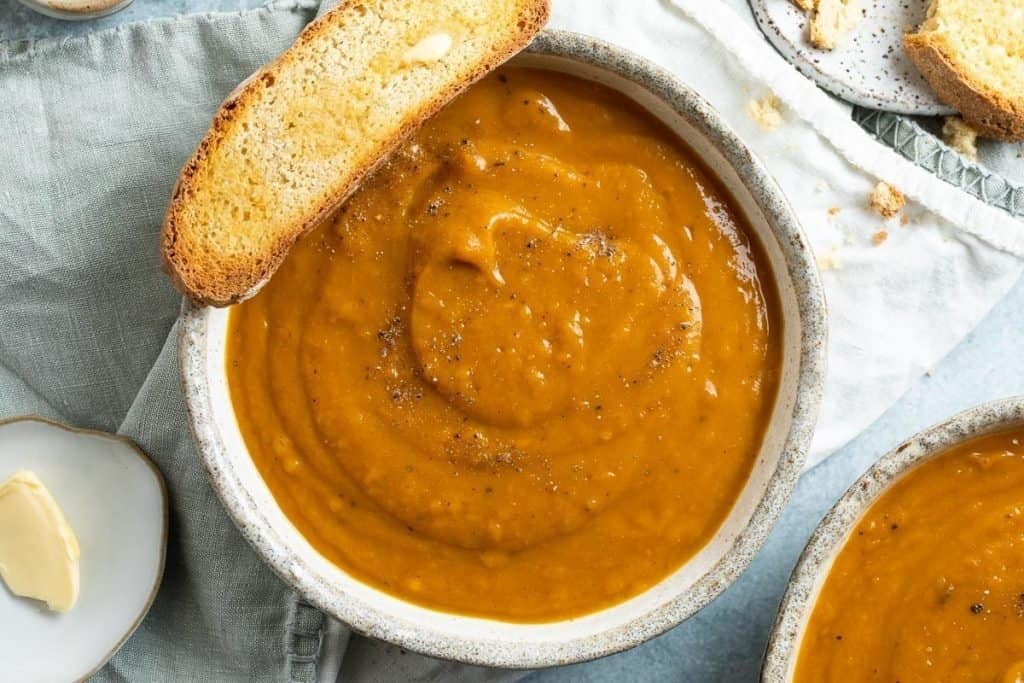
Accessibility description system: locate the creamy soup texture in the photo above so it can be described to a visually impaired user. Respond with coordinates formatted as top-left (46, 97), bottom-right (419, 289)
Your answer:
top-left (796, 430), bottom-right (1024, 682)
top-left (227, 68), bottom-right (781, 620)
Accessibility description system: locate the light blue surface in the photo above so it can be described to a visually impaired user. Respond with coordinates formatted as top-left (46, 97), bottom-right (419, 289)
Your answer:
top-left (3, 4), bottom-right (1023, 681)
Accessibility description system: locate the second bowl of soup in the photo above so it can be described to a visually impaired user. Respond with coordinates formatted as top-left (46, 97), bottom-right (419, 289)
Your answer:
top-left (764, 396), bottom-right (1024, 682)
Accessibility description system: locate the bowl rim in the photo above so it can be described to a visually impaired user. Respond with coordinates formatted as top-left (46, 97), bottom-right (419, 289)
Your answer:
top-left (179, 28), bottom-right (827, 668)
top-left (761, 395), bottom-right (1024, 682)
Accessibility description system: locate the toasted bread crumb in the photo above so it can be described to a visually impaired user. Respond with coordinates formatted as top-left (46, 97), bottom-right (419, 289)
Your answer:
top-left (869, 182), bottom-right (905, 218)
top-left (828, 206), bottom-right (840, 216)
top-left (942, 116), bottom-right (980, 161)
top-left (900, 214), bottom-right (910, 226)
top-left (816, 250), bottom-right (842, 272)
top-left (746, 94), bottom-right (784, 131)
top-left (810, 0), bottom-right (862, 50)
top-left (872, 229), bottom-right (889, 245)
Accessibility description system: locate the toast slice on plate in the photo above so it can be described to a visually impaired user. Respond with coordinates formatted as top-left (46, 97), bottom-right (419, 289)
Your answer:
top-left (905, 0), bottom-right (1024, 141)
top-left (162, 0), bottom-right (550, 306)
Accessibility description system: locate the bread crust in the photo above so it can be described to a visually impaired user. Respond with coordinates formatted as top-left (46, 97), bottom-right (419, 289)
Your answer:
top-left (904, 32), bottom-right (1024, 142)
top-left (161, 0), bottom-right (550, 307)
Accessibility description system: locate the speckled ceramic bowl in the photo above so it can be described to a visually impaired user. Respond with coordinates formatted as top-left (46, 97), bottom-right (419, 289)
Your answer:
top-left (762, 396), bottom-right (1024, 681)
top-left (180, 30), bottom-right (827, 668)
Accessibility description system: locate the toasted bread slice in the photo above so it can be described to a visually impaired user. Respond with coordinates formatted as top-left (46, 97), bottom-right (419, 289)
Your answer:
top-left (905, 0), bottom-right (1024, 141)
top-left (162, 0), bottom-right (550, 306)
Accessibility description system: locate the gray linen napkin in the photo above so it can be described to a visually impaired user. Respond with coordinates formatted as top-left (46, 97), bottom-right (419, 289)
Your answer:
top-left (0, 4), bottom-right (323, 680)
top-left (1, 3), bottom-right (528, 680)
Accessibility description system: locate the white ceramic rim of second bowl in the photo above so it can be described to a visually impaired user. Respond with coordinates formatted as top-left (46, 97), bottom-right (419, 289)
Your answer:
top-left (179, 29), bottom-right (828, 668)
top-left (761, 395), bottom-right (1024, 681)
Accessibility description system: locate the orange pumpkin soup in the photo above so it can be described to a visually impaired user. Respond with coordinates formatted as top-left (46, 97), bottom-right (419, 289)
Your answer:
top-left (795, 430), bottom-right (1024, 682)
top-left (226, 68), bottom-right (781, 621)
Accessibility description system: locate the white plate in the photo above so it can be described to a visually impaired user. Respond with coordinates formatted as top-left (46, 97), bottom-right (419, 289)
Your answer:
top-left (0, 417), bottom-right (166, 683)
top-left (14, 0), bottom-right (134, 21)
top-left (749, 0), bottom-right (955, 115)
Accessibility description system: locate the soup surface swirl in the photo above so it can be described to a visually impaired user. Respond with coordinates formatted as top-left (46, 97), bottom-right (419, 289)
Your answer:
top-left (227, 68), bottom-right (781, 620)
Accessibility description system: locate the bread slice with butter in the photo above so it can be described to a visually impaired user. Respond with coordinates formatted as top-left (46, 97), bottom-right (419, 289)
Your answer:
top-left (162, 0), bottom-right (550, 306)
top-left (904, 0), bottom-right (1024, 140)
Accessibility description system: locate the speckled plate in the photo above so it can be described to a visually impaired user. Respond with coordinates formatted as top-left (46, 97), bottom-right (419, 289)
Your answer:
top-left (0, 416), bottom-right (167, 683)
top-left (762, 396), bottom-right (1024, 681)
top-left (749, 0), bottom-right (955, 116)
top-left (15, 0), bottom-right (134, 21)
top-left (180, 30), bottom-right (827, 668)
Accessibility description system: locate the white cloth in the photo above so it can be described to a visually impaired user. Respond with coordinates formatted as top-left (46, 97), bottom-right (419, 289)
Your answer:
top-left (549, 0), bottom-right (1023, 466)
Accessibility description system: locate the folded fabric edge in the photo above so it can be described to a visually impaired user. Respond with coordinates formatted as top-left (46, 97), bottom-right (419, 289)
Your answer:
top-left (854, 109), bottom-right (1024, 218)
top-left (0, 0), bottom-right (318, 64)
top-left (287, 595), bottom-right (328, 683)
top-left (670, 0), bottom-right (1024, 260)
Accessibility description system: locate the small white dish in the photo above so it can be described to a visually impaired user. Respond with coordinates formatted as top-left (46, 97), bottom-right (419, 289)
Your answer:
top-left (749, 0), bottom-right (955, 116)
top-left (0, 416), bottom-right (167, 683)
top-left (15, 0), bottom-right (134, 21)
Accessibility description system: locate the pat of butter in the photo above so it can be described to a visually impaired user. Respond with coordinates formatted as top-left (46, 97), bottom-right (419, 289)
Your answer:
top-left (0, 470), bottom-right (80, 612)
top-left (402, 32), bottom-right (453, 65)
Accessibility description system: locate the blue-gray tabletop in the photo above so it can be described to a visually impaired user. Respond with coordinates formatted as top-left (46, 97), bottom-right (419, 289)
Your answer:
top-left (4, 3), bottom-right (1023, 681)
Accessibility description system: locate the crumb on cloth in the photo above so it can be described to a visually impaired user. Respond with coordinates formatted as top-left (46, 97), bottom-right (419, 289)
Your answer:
top-left (942, 117), bottom-right (979, 161)
top-left (746, 94), bottom-right (783, 131)
top-left (828, 206), bottom-right (841, 216)
top-left (872, 229), bottom-right (888, 245)
top-left (870, 181), bottom-right (905, 219)
top-left (816, 249), bottom-right (842, 272)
